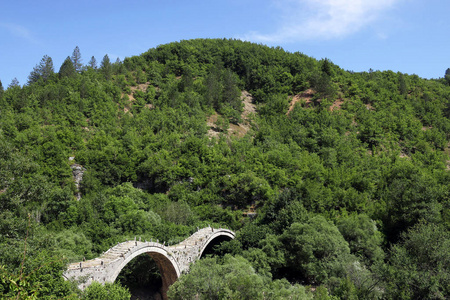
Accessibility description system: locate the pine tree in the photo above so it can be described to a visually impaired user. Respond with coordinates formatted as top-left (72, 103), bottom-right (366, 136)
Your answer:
top-left (398, 73), bottom-right (407, 96)
top-left (59, 56), bottom-right (76, 78)
top-left (41, 55), bottom-right (54, 81)
top-left (0, 80), bottom-right (3, 98)
top-left (88, 56), bottom-right (97, 69)
top-left (321, 58), bottom-right (334, 77)
top-left (445, 68), bottom-right (450, 85)
top-left (100, 54), bottom-right (112, 80)
top-left (113, 57), bottom-right (125, 74)
top-left (28, 55), bottom-right (54, 84)
top-left (9, 78), bottom-right (19, 88)
top-left (71, 46), bottom-right (83, 72)
top-left (28, 65), bottom-right (41, 84)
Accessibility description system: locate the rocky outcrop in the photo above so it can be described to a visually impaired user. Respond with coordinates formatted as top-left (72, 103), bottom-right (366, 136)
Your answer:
top-left (69, 157), bottom-right (85, 200)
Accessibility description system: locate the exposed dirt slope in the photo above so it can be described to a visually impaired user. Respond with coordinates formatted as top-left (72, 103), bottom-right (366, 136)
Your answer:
top-left (207, 91), bottom-right (256, 138)
top-left (287, 89), bottom-right (315, 114)
top-left (123, 83), bottom-right (153, 113)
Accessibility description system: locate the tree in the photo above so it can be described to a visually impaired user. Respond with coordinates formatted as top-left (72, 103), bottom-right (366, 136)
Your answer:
top-left (28, 68), bottom-right (41, 85)
top-left (383, 161), bottom-right (444, 243)
top-left (41, 55), bottom-right (54, 81)
top-left (204, 66), bottom-right (222, 108)
top-left (0, 80), bottom-right (3, 98)
top-left (169, 254), bottom-right (313, 300)
top-left (221, 69), bottom-right (242, 123)
top-left (445, 68), bottom-right (450, 85)
top-left (385, 223), bottom-right (450, 299)
top-left (100, 54), bottom-right (112, 80)
top-left (168, 255), bottom-right (265, 300)
top-left (321, 58), bottom-right (334, 77)
top-left (310, 72), bottom-right (335, 101)
top-left (59, 56), bottom-right (76, 78)
top-left (8, 77), bottom-right (19, 88)
top-left (28, 55), bottom-right (54, 84)
top-left (88, 56), bottom-right (97, 69)
top-left (71, 46), bottom-right (82, 72)
top-left (398, 73), bottom-right (407, 96)
top-left (280, 216), bottom-right (352, 284)
top-left (337, 214), bottom-right (385, 265)
top-left (82, 282), bottom-right (130, 300)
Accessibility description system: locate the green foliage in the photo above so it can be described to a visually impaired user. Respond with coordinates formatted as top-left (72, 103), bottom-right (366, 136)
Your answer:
top-left (54, 229), bottom-right (93, 261)
top-left (82, 282), bottom-right (130, 300)
top-left (0, 219), bottom-right (78, 299)
top-left (385, 223), bottom-right (450, 299)
top-left (168, 254), bottom-right (313, 300)
top-left (88, 56), bottom-right (97, 69)
top-left (337, 214), bottom-right (385, 265)
top-left (59, 56), bottom-right (77, 78)
top-left (100, 54), bottom-right (112, 80)
top-left (9, 77), bottom-right (20, 88)
top-left (0, 38), bottom-right (449, 298)
top-left (280, 216), bottom-right (352, 284)
top-left (444, 68), bottom-right (450, 85)
top-left (28, 55), bottom-right (54, 84)
top-left (71, 46), bottom-right (83, 73)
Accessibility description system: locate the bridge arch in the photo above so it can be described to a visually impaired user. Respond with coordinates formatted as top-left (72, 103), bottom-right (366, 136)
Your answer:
top-left (109, 246), bottom-right (180, 299)
top-left (199, 229), bottom-right (235, 259)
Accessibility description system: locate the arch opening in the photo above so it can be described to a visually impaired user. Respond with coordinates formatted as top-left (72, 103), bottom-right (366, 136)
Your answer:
top-left (113, 249), bottom-right (179, 300)
top-left (200, 234), bottom-right (234, 259)
top-left (116, 254), bottom-right (162, 299)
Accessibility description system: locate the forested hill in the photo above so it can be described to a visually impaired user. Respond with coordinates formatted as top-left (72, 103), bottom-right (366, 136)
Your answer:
top-left (0, 39), bottom-right (449, 299)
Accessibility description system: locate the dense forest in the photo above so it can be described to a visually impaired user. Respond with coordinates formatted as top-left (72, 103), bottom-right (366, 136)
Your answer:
top-left (0, 39), bottom-right (449, 299)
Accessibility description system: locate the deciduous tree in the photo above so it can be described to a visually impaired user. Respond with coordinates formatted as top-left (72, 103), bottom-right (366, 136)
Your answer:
top-left (386, 223), bottom-right (450, 299)
top-left (281, 216), bottom-right (352, 284)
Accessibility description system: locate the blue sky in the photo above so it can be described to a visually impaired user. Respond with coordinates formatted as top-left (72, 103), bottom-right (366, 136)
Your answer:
top-left (1, 0), bottom-right (449, 86)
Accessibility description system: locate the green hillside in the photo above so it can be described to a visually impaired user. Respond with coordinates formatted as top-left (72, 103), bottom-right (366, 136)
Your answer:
top-left (0, 39), bottom-right (449, 299)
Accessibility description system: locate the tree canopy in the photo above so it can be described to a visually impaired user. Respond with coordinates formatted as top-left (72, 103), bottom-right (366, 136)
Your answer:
top-left (0, 38), bottom-right (449, 299)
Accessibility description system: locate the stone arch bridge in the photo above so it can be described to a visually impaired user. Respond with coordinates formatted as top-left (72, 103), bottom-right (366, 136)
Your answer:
top-left (63, 227), bottom-right (235, 299)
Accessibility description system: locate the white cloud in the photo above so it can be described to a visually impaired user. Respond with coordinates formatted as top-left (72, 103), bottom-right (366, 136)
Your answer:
top-left (0, 23), bottom-right (38, 44)
top-left (244, 0), bottom-right (400, 42)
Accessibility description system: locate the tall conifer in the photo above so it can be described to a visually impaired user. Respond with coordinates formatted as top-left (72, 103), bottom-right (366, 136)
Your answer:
top-left (0, 80), bottom-right (3, 98)
top-left (9, 78), bottom-right (19, 88)
top-left (59, 56), bottom-right (76, 78)
top-left (88, 56), bottom-right (97, 69)
top-left (41, 55), bottom-right (54, 81)
top-left (27, 55), bottom-right (54, 84)
top-left (71, 46), bottom-right (83, 72)
top-left (100, 54), bottom-right (112, 80)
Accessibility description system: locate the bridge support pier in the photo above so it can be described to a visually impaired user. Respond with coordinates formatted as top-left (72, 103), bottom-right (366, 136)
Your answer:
top-left (147, 252), bottom-right (178, 300)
